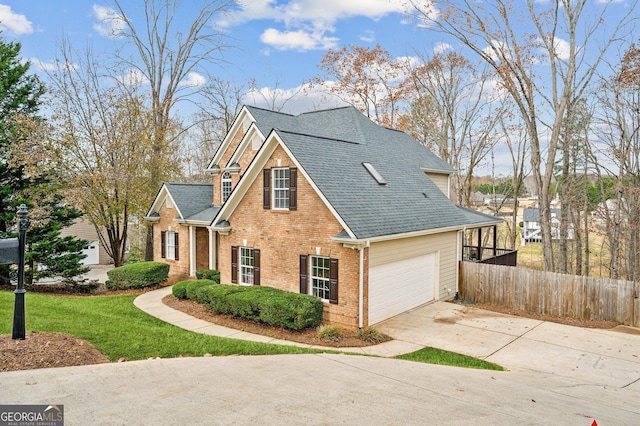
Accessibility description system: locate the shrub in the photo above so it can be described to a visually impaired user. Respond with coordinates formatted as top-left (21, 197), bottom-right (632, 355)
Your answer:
top-left (357, 326), bottom-right (385, 343)
top-left (172, 280), bottom-right (191, 299)
top-left (183, 283), bottom-right (323, 330)
top-left (185, 280), bottom-right (215, 300)
top-left (317, 325), bottom-right (342, 341)
top-left (105, 261), bottom-right (169, 290)
top-left (195, 269), bottom-right (220, 282)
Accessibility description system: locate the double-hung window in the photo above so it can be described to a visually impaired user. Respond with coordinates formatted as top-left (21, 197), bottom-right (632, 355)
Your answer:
top-left (239, 247), bottom-right (254, 285)
top-left (263, 168), bottom-right (297, 210)
top-left (272, 168), bottom-right (290, 209)
top-left (161, 231), bottom-right (179, 260)
top-left (310, 256), bottom-right (331, 300)
top-left (231, 246), bottom-right (261, 285)
top-left (299, 254), bottom-right (338, 304)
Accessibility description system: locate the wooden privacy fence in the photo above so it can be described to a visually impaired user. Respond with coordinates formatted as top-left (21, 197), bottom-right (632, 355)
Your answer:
top-left (459, 262), bottom-right (640, 327)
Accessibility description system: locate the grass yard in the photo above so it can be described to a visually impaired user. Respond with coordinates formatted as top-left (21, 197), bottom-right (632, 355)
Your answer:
top-left (395, 347), bottom-right (504, 371)
top-left (1, 290), bottom-right (503, 371)
top-left (0, 291), bottom-right (325, 361)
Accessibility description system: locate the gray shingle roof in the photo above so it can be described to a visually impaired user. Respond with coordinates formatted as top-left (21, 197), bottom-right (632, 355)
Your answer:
top-left (164, 183), bottom-right (218, 221)
top-left (251, 106), bottom-right (499, 239)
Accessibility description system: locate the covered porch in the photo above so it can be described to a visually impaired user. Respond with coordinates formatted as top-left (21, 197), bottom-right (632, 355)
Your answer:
top-left (462, 224), bottom-right (517, 266)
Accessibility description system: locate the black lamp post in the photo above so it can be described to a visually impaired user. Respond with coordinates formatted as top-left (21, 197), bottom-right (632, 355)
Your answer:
top-left (12, 204), bottom-right (30, 340)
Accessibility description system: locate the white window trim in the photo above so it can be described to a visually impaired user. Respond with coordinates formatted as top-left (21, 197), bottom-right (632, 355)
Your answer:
top-left (272, 167), bottom-right (290, 210)
top-left (166, 231), bottom-right (177, 260)
top-left (310, 255), bottom-right (330, 301)
top-left (222, 172), bottom-right (232, 202)
top-left (239, 246), bottom-right (254, 286)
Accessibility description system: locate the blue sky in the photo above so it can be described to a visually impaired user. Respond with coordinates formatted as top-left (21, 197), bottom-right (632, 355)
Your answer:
top-left (1, 1), bottom-right (637, 176)
top-left (0, 0), bottom-right (430, 113)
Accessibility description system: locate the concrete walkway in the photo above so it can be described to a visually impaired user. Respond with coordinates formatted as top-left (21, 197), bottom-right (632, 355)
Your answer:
top-left (133, 286), bottom-right (417, 356)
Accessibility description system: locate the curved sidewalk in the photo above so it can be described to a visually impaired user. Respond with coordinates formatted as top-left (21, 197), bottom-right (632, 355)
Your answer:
top-left (133, 286), bottom-right (423, 357)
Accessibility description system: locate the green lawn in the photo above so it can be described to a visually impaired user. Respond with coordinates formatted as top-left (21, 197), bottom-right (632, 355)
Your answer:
top-left (1, 290), bottom-right (503, 371)
top-left (0, 291), bottom-right (325, 361)
top-left (395, 346), bottom-right (504, 371)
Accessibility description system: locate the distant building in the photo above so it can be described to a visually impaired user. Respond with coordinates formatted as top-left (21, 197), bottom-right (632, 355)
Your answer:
top-left (521, 208), bottom-right (573, 245)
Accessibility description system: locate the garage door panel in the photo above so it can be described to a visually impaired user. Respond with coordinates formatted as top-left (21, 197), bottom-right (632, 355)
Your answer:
top-left (369, 253), bottom-right (436, 325)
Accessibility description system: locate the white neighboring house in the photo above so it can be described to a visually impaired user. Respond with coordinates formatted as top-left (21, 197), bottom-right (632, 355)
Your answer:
top-left (60, 219), bottom-right (111, 265)
top-left (521, 208), bottom-right (574, 245)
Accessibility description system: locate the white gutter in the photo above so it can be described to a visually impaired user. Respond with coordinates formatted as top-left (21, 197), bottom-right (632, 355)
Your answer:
top-left (333, 221), bottom-right (500, 246)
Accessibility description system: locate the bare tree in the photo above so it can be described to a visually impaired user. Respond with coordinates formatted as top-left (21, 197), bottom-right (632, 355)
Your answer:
top-left (110, 0), bottom-right (234, 259)
top-left (46, 44), bottom-right (169, 266)
top-left (311, 43), bottom-right (409, 128)
top-left (592, 42), bottom-right (640, 280)
top-left (410, 0), bottom-right (638, 271)
top-left (407, 51), bottom-right (499, 207)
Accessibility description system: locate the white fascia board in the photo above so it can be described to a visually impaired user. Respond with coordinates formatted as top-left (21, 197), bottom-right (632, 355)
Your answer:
top-left (421, 167), bottom-right (454, 175)
top-left (226, 124), bottom-right (265, 167)
top-left (145, 184), bottom-right (184, 220)
top-left (206, 106), bottom-right (255, 170)
top-left (332, 221), bottom-right (501, 245)
top-left (210, 130), bottom-right (357, 240)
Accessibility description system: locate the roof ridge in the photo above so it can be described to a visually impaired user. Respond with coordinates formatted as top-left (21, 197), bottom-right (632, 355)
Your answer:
top-left (165, 182), bottom-right (212, 186)
top-left (245, 105), bottom-right (296, 117)
top-left (275, 128), bottom-right (360, 145)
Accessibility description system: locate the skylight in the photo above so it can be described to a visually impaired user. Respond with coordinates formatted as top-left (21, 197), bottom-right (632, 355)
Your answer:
top-left (362, 162), bottom-right (387, 185)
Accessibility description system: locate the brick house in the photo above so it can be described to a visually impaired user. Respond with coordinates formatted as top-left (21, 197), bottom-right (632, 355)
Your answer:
top-left (146, 106), bottom-right (500, 328)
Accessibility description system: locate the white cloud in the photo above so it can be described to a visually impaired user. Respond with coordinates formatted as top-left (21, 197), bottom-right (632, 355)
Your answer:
top-left (260, 28), bottom-right (338, 51)
top-left (359, 30), bottom-right (375, 43)
top-left (92, 5), bottom-right (126, 39)
top-left (220, 0), bottom-right (414, 52)
top-left (433, 42), bottom-right (452, 55)
top-left (179, 72), bottom-right (206, 87)
top-left (243, 82), bottom-right (347, 115)
top-left (551, 37), bottom-right (571, 60)
top-left (0, 4), bottom-right (33, 35)
top-left (116, 69), bottom-right (149, 86)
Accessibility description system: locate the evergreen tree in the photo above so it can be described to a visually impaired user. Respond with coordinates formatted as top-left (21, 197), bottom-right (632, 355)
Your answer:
top-left (0, 37), bottom-right (88, 287)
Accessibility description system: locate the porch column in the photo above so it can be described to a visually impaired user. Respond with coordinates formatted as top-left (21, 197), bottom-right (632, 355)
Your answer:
top-left (189, 225), bottom-right (196, 277)
top-left (493, 225), bottom-right (497, 257)
top-left (208, 227), bottom-right (216, 271)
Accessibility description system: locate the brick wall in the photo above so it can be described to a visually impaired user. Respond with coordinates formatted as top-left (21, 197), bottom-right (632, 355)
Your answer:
top-left (218, 145), bottom-right (363, 328)
top-left (154, 201), bottom-right (191, 283)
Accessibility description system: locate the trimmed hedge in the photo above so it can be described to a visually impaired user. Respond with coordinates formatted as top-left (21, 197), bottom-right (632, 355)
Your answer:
top-left (106, 261), bottom-right (169, 290)
top-left (179, 282), bottom-right (323, 331)
top-left (195, 269), bottom-right (221, 282)
top-left (172, 279), bottom-right (217, 299)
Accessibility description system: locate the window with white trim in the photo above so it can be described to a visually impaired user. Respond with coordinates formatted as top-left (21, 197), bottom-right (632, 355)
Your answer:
top-left (222, 172), bottom-right (232, 202)
top-left (311, 256), bottom-right (331, 300)
top-left (166, 231), bottom-right (177, 260)
top-left (239, 246), bottom-right (254, 285)
top-left (272, 168), bottom-right (290, 209)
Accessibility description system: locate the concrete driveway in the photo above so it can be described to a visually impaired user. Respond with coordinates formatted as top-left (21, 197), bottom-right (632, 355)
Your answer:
top-left (377, 301), bottom-right (640, 389)
top-left (2, 297), bottom-right (640, 424)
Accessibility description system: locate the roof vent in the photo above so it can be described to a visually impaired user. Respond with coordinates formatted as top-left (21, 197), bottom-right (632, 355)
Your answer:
top-left (362, 162), bottom-right (387, 185)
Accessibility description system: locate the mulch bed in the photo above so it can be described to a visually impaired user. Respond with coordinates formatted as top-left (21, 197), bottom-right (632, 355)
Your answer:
top-left (162, 294), bottom-right (391, 348)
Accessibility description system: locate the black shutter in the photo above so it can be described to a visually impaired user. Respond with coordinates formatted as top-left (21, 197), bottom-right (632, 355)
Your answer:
top-left (253, 249), bottom-right (260, 286)
top-left (161, 231), bottom-right (166, 259)
top-left (231, 246), bottom-right (238, 284)
top-left (289, 168), bottom-right (297, 210)
top-left (174, 233), bottom-right (179, 261)
top-left (329, 258), bottom-right (338, 304)
top-left (299, 254), bottom-right (308, 294)
top-left (263, 169), bottom-right (271, 209)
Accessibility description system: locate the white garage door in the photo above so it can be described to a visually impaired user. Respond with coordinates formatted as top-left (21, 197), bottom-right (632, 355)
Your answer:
top-left (369, 253), bottom-right (436, 325)
top-left (81, 240), bottom-right (100, 265)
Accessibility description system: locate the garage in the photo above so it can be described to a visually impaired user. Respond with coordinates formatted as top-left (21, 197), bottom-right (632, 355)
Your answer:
top-left (368, 253), bottom-right (436, 325)
top-left (81, 240), bottom-right (100, 265)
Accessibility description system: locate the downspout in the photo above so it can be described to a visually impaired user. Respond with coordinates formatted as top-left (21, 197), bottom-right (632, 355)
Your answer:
top-left (359, 245), bottom-right (365, 329)
top-left (457, 228), bottom-right (465, 300)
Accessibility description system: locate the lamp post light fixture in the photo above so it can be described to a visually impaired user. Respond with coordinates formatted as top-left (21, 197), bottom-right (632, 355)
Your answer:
top-left (12, 204), bottom-right (30, 340)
